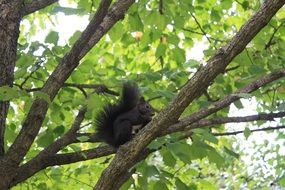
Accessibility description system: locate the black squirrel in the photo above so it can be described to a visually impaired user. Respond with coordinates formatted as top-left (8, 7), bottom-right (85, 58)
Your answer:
top-left (95, 82), bottom-right (155, 147)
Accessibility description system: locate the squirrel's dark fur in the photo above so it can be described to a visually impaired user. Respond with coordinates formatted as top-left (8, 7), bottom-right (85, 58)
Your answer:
top-left (95, 82), bottom-right (155, 147)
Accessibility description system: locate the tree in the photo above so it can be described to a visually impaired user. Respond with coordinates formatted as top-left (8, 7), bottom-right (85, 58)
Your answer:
top-left (0, 0), bottom-right (284, 189)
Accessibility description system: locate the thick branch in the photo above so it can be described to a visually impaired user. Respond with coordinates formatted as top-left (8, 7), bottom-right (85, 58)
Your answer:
top-left (175, 112), bottom-right (285, 140)
top-left (12, 146), bottom-right (115, 186)
top-left (94, 1), bottom-right (285, 190)
top-left (0, 1), bottom-right (23, 156)
top-left (42, 106), bottom-right (88, 155)
top-left (0, 1), bottom-right (25, 188)
top-left (22, 0), bottom-right (59, 16)
top-left (4, 0), bottom-right (117, 166)
top-left (163, 69), bottom-right (285, 135)
top-left (9, 106), bottom-right (87, 185)
top-left (11, 111), bottom-right (285, 185)
top-left (43, 146), bottom-right (115, 166)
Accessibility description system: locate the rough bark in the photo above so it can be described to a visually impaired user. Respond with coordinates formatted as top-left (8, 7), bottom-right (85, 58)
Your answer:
top-left (11, 146), bottom-right (116, 186)
top-left (0, 0), bottom-right (283, 189)
top-left (22, 0), bottom-right (59, 16)
top-left (94, 1), bottom-right (285, 189)
top-left (163, 68), bottom-right (285, 135)
top-left (0, 0), bottom-right (23, 156)
top-left (0, 0), bottom-right (136, 189)
top-left (4, 0), bottom-right (113, 166)
top-left (0, 1), bottom-right (24, 189)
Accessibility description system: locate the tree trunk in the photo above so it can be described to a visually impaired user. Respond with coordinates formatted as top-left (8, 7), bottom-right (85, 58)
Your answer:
top-left (0, 1), bottom-right (22, 189)
top-left (0, 1), bottom-right (21, 154)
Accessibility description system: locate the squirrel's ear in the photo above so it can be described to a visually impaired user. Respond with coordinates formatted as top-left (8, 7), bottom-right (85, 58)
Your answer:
top-left (139, 97), bottom-right (145, 102)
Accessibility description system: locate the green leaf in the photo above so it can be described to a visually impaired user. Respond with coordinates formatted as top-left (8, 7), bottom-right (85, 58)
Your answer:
top-left (109, 22), bottom-right (124, 41)
top-left (211, 10), bottom-right (221, 22)
top-left (162, 149), bottom-right (176, 167)
top-left (37, 182), bottom-right (48, 189)
top-left (278, 175), bottom-right (285, 187)
top-left (202, 132), bottom-right (219, 144)
top-left (173, 47), bottom-right (186, 64)
top-left (183, 59), bottom-right (200, 69)
top-left (244, 127), bottom-right (251, 139)
top-left (70, 145), bottom-right (81, 152)
top-left (120, 177), bottom-right (134, 190)
top-left (155, 44), bottom-right (167, 58)
top-left (33, 91), bottom-right (51, 104)
top-left (200, 180), bottom-right (217, 190)
top-left (144, 72), bottom-right (161, 82)
top-left (248, 64), bottom-right (266, 75)
top-left (0, 86), bottom-right (20, 101)
top-left (129, 13), bottom-right (144, 31)
top-left (224, 146), bottom-right (240, 159)
top-left (86, 93), bottom-right (105, 112)
top-left (69, 30), bottom-right (81, 45)
top-left (241, 1), bottom-right (250, 10)
top-left (45, 31), bottom-right (59, 45)
top-left (175, 178), bottom-right (188, 190)
top-left (168, 142), bottom-right (192, 164)
top-left (37, 131), bottom-right (54, 148)
top-left (221, 0), bottom-right (232, 9)
top-left (76, 136), bottom-right (90, 142)
top-left (145, 165), bottom-right (159, 177)
top-left (53, 125), bottom-right (65, 136)
top-left (189, 141), bottom-right (208, 160)
top-left (207, 150), bottom-right (225, 168)
top-left (153, 181), bottom-right (168, 190)
top-left (51, 6), bottom-right (85, 15)
top-left (14, 68), bottom-right (27, 79)
top-left (233, 99), bottom-right (243, 109)
top-left (192, 128), bottom-right (218, 144)
top-left (235, 93), bottom-right (252, 99)
top-left (157, 90), bottom-right (174, 100)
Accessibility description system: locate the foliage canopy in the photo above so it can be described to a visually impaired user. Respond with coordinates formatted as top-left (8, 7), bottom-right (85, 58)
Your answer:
top-left (0, 0), bottom-right (285, 189)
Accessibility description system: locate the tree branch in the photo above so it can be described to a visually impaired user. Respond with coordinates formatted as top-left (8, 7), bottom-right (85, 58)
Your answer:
top-left (94, 1), bottom-right (285, 189)
top-left (190, 12), bottom-right (213, 46)
top-left (4, 0), bottom-right (117, 166)
top-left (63, 83), bottom-right (119, 96)
top-left (12, 146), bottom-right (116, 186)
top-left (175, 112), bottom-right (285, 140)
top-left (182, 27), bottom-right (225, 42)
top-left (0, 1), bottom-right (23, 157)
top-left (213, 125), bottom-right (285, 136)
top-left (73, 111), bottom-right (285, 145)
top-left (22, 0), bottom-right (59, 16)
top-left (44, 146), bottom-right (115, 166)
top-left (9, 106), bottom-right (87, 185)
top-left (22, 83), bottom-right (119, 96)
top-left (265, 21), bottom-right (285, 49)
top-left (163, 68), bottom-right (285, 135)
top-left (159, 0), bottom-right (163, 15)
top-left (11, 108), bottom-right (285, 186)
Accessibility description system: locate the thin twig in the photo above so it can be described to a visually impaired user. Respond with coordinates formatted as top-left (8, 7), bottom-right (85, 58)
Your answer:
top-left (159, 0), bottom-right (163, 15)
top-left (189, 13), bottom-right (215, 48)
top-left (213, 125), bottom-right (285, 136)
top-left (265, 21), bottom-right (285, 50)
top-left (182, 27), bottom-right (225, 43)
top-left (20, 83), bottom-right (119, 96)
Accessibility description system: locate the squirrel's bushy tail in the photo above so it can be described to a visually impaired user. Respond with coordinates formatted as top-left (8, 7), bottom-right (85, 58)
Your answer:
top-left (95, 82), bottom-right (139, 147)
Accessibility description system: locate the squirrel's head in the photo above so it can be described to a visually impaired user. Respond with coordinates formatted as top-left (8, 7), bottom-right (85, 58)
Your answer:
top-left (137, 97), bottom-right (155, 119)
